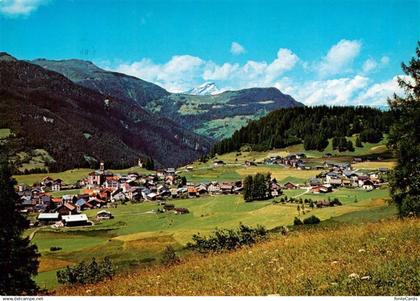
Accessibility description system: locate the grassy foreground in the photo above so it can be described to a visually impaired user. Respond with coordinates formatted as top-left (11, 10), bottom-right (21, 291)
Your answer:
top-left (56, 218), bottom-right (419, 296)
top-left (32, 189), bottom-right (391, 289)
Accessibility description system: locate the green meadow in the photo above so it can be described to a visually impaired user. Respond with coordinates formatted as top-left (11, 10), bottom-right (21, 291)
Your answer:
top-left (31, 188), bottom-right (393, 289)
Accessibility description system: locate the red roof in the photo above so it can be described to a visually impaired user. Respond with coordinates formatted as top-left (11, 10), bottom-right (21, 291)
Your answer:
top-left (188, 187), bottom-right (197, 193)
top-left (64, 203), bottom-right (76, 210)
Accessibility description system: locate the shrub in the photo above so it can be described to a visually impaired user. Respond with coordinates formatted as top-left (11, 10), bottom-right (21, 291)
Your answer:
top-left (331, 198), bottom-right (342, 206)
top-left (294, 217), bottom-right (303, 225)
top-left (187, 224), bottom-right (268, 253)
top-left (303, 215), bottom-right (321, 225)
top-left (56, 257), bottom-right (114, 285)
top-left (161, 245), bottom-right (180, 266)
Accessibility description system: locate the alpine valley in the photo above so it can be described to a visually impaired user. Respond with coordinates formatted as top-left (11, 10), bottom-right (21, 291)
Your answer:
top-left (0, 54), bottom-right (302, 172)
top-left (32, 59), bottom-right (303, 141)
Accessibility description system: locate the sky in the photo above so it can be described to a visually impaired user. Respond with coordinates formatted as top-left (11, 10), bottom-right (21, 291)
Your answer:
top-left (0, 0), bottom-right (419, 105)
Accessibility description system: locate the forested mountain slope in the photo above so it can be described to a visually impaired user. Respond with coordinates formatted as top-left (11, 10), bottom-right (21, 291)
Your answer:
top-left (211, 106), bottom-right (391, 155)
top-left (0, 53), bottom-right (211, 171)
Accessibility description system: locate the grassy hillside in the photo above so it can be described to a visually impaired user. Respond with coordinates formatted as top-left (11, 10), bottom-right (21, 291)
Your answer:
top-left (14, 166), bottom-right (152, 186)
top-left (31, 189), bottom-right (392, 289)
top-left (55, 218), bottom-right (418, 296)
top-left (178, 136), bottom-right (394, 184)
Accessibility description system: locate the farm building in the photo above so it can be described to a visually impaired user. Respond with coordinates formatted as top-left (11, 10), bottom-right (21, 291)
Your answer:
top-left (62, 214), bottom-right (90, 226)
top-left (37, 212), bottom-right (60, 223)
top-left (96, 210), bottom-right (114, 220)
top-left (283, 182), bottom-right (298, 190)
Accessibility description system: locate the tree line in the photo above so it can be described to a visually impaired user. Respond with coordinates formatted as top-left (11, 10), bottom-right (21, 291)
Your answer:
top-left (211, 106), bottom-right (391, 155)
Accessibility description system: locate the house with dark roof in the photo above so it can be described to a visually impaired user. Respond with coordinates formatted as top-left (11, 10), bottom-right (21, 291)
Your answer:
top-left (55, 202), bottom-right (77, 216)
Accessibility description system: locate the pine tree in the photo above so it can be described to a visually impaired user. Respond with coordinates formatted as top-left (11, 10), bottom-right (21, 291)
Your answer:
top-left (144, 157), bottom-right (155, 170)
top-left (388, 42), bottom-right (420, 217)
top-left (243, 175), bottom-right (253, 202)
top-left (0, 161), bottom-right (40, 295)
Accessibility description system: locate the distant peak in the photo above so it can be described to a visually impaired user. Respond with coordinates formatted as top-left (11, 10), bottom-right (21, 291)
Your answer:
top-left (185, 82), bottom-right (220, 95)
top-left (0, 52), bottom-right (17, 62)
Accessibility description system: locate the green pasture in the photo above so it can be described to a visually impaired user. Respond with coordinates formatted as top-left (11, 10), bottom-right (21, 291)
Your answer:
top-left (31, 187), bottom-right (392, 289)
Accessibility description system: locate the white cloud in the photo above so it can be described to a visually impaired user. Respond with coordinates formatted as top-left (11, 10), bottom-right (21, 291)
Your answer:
top-left (362, 58), bottom-right (378, 73)
top-left (362, 55), bottom-right (390, 74)
top-left (265, 49), bottom-right (299, 81)
top-left (317, 39), bottom-right (362, 77)
top-left (380, 56), bottom-right (390, 65)
top-left (230, 42), bottom-right (246, 55)
top-left (203, 48), bottom-right (299, 88)
top-left (116, 55), bottom-right (205, 92)
top-left (354, 75), bottom-right (405, 106)
top-left (293, 75), bottom-right (369, 105)
top-left (0, 0), bottom-right (48, 16)
top-left (115, 48), bottom-right (299, 92)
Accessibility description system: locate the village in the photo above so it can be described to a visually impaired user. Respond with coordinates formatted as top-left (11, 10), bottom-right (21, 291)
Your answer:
top-left (16, 154), bottom-right (390, 228)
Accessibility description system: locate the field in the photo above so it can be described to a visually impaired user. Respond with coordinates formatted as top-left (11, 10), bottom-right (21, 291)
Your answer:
top-left (14, 134), bottom-right (392, 186)
top-left (31, 188), bottom-right (393, 289)
top-left (212, 134), bottom-right (390, 162)
top-left (0, 128), bottom-right (11, 139)
top-left (56, 217), bottom-right (418, 296)
top-left (15, 166), bottom-right (151, 186)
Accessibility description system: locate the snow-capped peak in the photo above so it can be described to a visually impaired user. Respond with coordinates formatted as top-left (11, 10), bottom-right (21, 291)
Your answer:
top-left (185, 82), bottom-right (220, 95)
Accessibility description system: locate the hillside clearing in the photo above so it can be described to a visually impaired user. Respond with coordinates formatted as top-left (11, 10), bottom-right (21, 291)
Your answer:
top-left (0, 128), bottom-right (11, 139)
top-left (56, 218), bottom-right (419, 296)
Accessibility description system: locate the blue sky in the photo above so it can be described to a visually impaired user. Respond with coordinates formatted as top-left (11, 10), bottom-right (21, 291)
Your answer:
top-left (0, 0), bottom-right (419, 105)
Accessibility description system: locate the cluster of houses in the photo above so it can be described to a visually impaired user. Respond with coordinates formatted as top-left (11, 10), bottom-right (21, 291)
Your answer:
top-left (17, 162), bottom-right (270, 226)
top-left (281, 160), bottom-right (389, 193)
top-left (16, 156), bottom-right (389, 227)
top-left (263, 153), bottom-right (318, 170)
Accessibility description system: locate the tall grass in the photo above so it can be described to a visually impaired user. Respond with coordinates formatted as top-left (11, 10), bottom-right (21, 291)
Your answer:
top-left (56, 218), bottom-right (419, 296)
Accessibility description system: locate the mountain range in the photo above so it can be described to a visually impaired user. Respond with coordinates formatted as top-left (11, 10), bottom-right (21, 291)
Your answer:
top-left (0, 53), bottom-right (210, 171)
top-left (0, 53), bottom-right (303, 171)
top-left (31, 59), bottom-right (304, 140)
